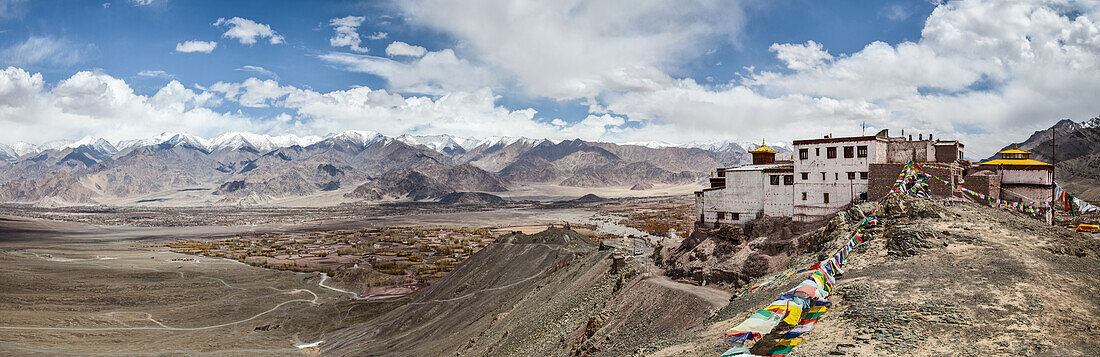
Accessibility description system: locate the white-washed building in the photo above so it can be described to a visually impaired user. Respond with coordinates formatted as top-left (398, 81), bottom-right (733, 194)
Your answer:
top-left (696, 130), bottom-right (968, 226)
top-left (695, 142), bottom-right (793, 226)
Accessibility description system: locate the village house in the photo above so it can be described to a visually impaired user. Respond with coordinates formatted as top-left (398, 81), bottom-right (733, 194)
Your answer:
top-left (696, 129), bottom-right (980, 227)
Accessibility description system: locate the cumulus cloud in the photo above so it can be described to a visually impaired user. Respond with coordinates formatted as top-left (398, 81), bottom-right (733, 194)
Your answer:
top-left (366, 32), bottom-right (388, 40)
top-left (214, 17), bottom-right (284, 45)
top-left (769, 40), bottom-right (832, 71)
top-left (204, 77), bottom-right (608, 140)
top-left (329, 15), bottom-right (369, 53)
top-left (385, 41), bottom-right (426, 57)
top-left (594, 0), bottom-right (1100, 156)
top-left (319, 49), bottom-right (500, 95)
top-left (397, 0), bottom-right (746, 99)
top-left (0, 67), bottom-right (249, 144)
top-left (1, 36), bottom-right (83, 67)
top-left (0, 65), bottom-right (637, 145)
top-left (175, 40), bottom-right (217, 53)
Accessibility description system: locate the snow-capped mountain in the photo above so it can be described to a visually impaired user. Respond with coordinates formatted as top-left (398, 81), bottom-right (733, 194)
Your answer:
top-left (116, 132), bottom-right (212, 152)
top-left (1082, 116), bottom-right (1099, 129)
top-left (0, 143), bottom-right (16, 161)
top-left (208, 132), bottom-right (323, 152)
top-left (327, 130), bottom-right (386, 148)
top-left (685, 140), bottom-right (792, 153)
top-left (395, 134), bottom-right (478, 154)
top-left (62, 136), bottom-right (118, 155)
top-left (471, 136), bottom-right (545, 150)
top-left (621, 140), bottom-right (676, 149)
top-left (10, 142), bottom-right (39, 157)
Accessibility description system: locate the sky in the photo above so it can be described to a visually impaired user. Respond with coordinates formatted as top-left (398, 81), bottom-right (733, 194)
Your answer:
top-left (0, 0), bottom-right (1098, 157)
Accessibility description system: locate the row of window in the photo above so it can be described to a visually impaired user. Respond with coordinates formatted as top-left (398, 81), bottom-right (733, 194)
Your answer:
top-left (769, 175), bottom-right (795, 185)
top-left (799, 145), bottom-right (868, 160)
top-left (799, 192), bottom-right (869, 203)
top-left (796, 171), bottom-right (869, 181)
top-left (715, 212), bottom-right (741, 221)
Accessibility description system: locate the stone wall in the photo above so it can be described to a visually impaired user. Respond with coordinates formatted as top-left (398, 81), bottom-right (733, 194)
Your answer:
top-left (868, 163), bottom-right (959, 201)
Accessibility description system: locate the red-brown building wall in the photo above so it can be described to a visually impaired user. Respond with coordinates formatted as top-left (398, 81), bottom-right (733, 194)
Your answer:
top-left (868, 163), bottom-right (960, 201)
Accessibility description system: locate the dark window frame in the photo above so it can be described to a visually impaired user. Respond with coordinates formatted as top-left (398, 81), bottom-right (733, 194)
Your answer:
top-left (801, 172), bottom-right (809, 180)
top-left (824, 193), bottom-right (830, 203)
top-left (857, 145), bottom-right (868, 158)
top-left (783, 175), bottom-right (794, 185)
top-left (770, 175), bottom-right (780, 185)
top-left (860, 172), bottom-right (868, 180)
top-left (847, 172), bottom-right (856, 180)
top-left (799, 149), bottom-right (808, 160)
top-left (844, 146), bottom-right (854, 158)
top-left (826, 147), bottom-right (837, 159)
top-left (801, 192), bottom-right (807, 201)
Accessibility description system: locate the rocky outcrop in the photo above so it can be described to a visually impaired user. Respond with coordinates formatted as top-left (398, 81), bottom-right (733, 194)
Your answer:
top-left (437, 192), bottom-right (506, 205)
top-left (345, 169), bottom-right (454, 201)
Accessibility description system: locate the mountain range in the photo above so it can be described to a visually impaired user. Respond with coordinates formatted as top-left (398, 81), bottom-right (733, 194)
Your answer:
top-left (0, 131), bottom-right (784, 206)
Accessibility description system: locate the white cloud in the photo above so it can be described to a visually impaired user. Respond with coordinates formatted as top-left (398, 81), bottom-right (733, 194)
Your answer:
top-left (213, 17), bottom-right (284, 45)
top-left (175, 40), bottom-right (217, 53)
top-left (329, 15), bottom-right (368, 53)
top-left (137, 70), bottom-right (171, 78)
top-left (102, 2), bottom-right (110, 8)
top-left (0, 67), bottom-right (249, 145)
top-left (1, 36), bottom-right (82, 67)
top-left (129, 0), bottom-right (155, 5)
top-left (319, 49), bottom-right (500, 95)
top-left (385, 41), bottom-right (426, 57)
top-left (234, 65), bottom-right (279, 80)
top-left (398, 0), bottom-right (746, 99)
top-left (769, 40), bottom-right (832, 71)
top-left (881, 3), bottom-right (912, 21)
top-left (0, 66), bottom-right (635, 145)
top-left (592, 0), bottom-right (1100, 157)
top-left (366, 32), bottom-right (388, 40)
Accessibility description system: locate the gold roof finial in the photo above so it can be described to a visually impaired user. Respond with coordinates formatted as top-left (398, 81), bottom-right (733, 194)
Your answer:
top-left (749, 139), bottom-right (778, 154)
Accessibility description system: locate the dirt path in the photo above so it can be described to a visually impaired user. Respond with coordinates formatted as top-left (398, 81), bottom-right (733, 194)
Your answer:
top-left (646, 275), bottom-right (732, 308)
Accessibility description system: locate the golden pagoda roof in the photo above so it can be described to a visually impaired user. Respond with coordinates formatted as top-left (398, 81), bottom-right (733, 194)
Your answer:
top-left (748, 140), bottom-right (778, 154)
top-left (979, 158), bottom-right (1052, 167)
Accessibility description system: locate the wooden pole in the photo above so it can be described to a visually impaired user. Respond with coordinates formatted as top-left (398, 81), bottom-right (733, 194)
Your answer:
top-left (1050, 127), bottom-right (1056, 225)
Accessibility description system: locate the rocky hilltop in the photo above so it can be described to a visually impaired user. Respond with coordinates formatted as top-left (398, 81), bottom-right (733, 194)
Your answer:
top-left (656, 194), bottom-right (1100, 356)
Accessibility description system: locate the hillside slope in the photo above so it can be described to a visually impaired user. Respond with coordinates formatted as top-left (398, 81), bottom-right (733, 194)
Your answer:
top-left (653, 194), bottom-right (1100, 356)
top-left (321, 227), bottom-right (732, 356)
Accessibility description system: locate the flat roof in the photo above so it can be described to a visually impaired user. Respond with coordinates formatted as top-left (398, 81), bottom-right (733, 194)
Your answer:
top-left (792, 135), bottom-right (887, 146)
top-left (724, 163), bottom-right (793, 172)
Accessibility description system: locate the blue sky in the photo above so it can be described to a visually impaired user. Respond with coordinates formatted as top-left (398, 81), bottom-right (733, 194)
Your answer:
top-left (0, 0), bottom-right (934, 121)
top-left (1, 0), bottom-right (1098, 157)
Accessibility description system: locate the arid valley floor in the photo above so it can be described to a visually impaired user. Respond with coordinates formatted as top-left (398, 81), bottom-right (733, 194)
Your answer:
top-left (2, 193), bottom-right (1099, 356)
top-left (0, 197), bottom-right (694, 356)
